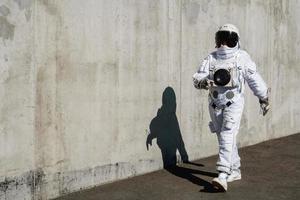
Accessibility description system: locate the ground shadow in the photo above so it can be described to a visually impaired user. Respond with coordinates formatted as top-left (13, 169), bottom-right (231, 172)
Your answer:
top-left (166, 166), bottom-right (218, 193)
top-left (146, 86), bottom-right (219, 193)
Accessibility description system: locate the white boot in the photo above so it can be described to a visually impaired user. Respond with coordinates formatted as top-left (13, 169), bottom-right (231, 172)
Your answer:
top-left (212, 172), bottom-right (228, 192)
top-left (227, 170), bottom-right (241, 182)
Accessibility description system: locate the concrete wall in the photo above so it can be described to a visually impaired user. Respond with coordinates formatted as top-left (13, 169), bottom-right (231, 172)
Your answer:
top-left (0, 0), bottom-right (299, 199)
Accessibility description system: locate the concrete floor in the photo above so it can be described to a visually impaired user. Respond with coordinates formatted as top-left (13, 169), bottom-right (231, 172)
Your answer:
top-left (55, 133), bottom-right (300, 200)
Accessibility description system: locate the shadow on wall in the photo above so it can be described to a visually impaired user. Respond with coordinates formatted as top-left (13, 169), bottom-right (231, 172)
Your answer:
top-left (146, 86), bottom-right (219, 193)
top-left (146, 86), bottom-right (189, 168)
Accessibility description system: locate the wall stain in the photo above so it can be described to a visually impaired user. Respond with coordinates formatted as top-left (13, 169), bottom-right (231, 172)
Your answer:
top-left (40, 0), bottom-right (58, 15)
top-left (13, 0), bottom-right (32, 10)
top-left (201, 0), bottom-right (210, 13)
top-left (0, 5), bottom-right (10, 16)
top-left (53, 162), bottom-right (138, 197)
top-left (0, 168), bottom-right (45, 199)
top-left (25, 9), bottom-right (32, 21)
top-left (13, 0), bottom-right (32, 21)
top-left (183, 1), bottom-right (200, 24)
top-left (0, 16), bottom-right (15, 42)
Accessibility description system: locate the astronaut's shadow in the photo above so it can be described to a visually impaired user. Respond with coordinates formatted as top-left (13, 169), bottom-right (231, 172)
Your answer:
top-left (166, 166), bottom-right (218, 193)
top-left (146, 86), bottom-right (218, 193)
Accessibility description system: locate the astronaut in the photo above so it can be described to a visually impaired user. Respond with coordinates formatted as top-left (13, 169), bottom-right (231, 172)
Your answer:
top-left (192, 24), bottom-right (270, 192)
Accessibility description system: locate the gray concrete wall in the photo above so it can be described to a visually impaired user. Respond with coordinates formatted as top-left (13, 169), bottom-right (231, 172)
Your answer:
top-left (0, 0), bottom-right (299, 199)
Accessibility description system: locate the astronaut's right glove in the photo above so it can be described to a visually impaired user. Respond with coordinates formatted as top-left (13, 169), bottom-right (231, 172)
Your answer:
top-left (193, 78), bottom-right (213, 90)
top-left (259, 98), bottom-right (270, 116)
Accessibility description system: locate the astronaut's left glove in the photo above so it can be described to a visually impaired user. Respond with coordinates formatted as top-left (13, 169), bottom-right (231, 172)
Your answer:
top-left (193, 78), bottom-right (201, 89)
top-left (193, 78), bottom-right (213, 90)
top-left (259, 98), bottom-right (270, 116)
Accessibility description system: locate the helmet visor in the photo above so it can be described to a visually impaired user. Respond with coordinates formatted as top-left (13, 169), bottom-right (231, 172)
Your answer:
top-left (215, 31), bottom-right (239, 48)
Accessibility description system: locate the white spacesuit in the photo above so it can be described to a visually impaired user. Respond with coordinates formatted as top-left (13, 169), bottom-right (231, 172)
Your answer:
top-left (193, 24), bottom-right (270, 191)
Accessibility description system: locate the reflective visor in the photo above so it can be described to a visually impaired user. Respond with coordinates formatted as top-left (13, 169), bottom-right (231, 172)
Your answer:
top-left (215, 31), bottom-right (239, 48)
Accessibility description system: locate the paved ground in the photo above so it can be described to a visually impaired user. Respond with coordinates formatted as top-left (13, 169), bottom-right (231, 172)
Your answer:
top-left (56, 133), bottom-right (300, 200)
